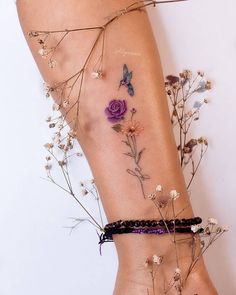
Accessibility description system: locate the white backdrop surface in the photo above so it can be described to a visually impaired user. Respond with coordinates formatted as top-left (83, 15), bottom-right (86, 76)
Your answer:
top-left (0, 0), bottom-right (236, 294)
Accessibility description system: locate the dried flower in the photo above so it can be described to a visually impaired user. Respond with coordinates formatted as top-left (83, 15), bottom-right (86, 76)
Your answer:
top-left (175, 268), bottom-right (181, 274)
top-left (44, 83), bottom-right (53, 98)
top-left (46, 116), bottom-right (51, 122)
top-left (166, 75), bottom-right (179, 86)
top-left (207, 217), bottom-right (218, 225)
top-left (155, 184), bottom-right (163, 192)
top-left (206, 80), bottom-right (212, 90)
top-left (45, 164), bottom-right (52, 170)
top-left (222, 226), bottom-right (229, 232)
top-left (28, 31), bottom-right (39, 38)
top-left (174, 268), bottom-right (181, 281)
top-left (52, 103), bottom-right (60, 111)
top-left (179, 69), bottom-right (192, 80)
top-left (169, 189), bottom-right (180, 200)
top-left (81, 188), bottom-right (89, 196)
top-left (49, 123), bottom-right (56, 128)
top-left (63, 100), bottom-right (70, 108)
top-left (68, 130), bottom-right (77, 138)
top-left (44, 143), bottom-right (54, 150)
top-left (204, 226), bottom-right (211, 235)
top-left (58, 160), bottom-right (67, 166)
top-left (183, 139), bottom-right (198, 153)
top-left (38, 48), bottom-right (49, 58)
top-left (197, 70), bottom-right (204, 77)
top-left (148, 192), bottom-right (156, 200)
top-left (91, 70), bottom-right (103, 79)
top-left (152, 255), bottom-right (163, 265)
top-left (48, 59), bottom-right (57, 68)
top-left (52, 133), bottom-right (61, 144)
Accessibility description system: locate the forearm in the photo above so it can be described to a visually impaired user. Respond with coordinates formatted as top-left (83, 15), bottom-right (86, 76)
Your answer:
top-left (17, 1), bottom-right (216, 294)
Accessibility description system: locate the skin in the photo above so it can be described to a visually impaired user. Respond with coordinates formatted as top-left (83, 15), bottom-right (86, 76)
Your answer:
top-left (16, 1), bottom-right (218, 294)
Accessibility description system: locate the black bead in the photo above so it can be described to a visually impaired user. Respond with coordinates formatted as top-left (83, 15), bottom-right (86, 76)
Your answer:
top-left (195, 217), bottom-right (202, 224)
top-left (151, 220), bottom-right (157, 227)
top-left (175, 219), bottom-right (181, 225)
top-left (146, 220), bottom-right (152, 227)
top-left (134, 220), bottom-right (140, 227)
top-left (159, 220), bottom-right (164, 226)
top-left (140, 220), bottom-right (146, 227)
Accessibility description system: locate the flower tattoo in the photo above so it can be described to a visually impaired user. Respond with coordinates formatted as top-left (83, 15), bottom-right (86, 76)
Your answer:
top-left (105, 101), bottom-right (150, 198)
top-left (105, 99), bottom-right (127, 123)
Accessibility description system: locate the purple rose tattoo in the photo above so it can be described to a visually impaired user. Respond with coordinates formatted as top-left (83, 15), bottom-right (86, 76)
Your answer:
top-left (105, 99), bottom-right (127, 123)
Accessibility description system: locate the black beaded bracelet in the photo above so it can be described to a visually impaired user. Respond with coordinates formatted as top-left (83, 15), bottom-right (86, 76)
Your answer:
top-left (104, 217), bottom-right (202, 230)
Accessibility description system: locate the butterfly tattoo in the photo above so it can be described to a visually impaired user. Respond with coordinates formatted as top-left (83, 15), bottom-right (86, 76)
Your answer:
top-left (119, 64), bottom-right (134, 96)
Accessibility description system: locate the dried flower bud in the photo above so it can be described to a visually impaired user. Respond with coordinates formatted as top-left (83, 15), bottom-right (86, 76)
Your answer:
top-left (222, 226), bottom-right (229, 232)
top-left (174, 268), bottom-right (181, 281)
top-left (204, 226), bottom-right (211, 235)
top-left (205, 80), bottom-right (212, 90)
top-left (208, 217), bottom-right (218, 225)
top-left (63, 100), bottom-right (70, 108)
top-left (46, 116), bottom-right (51, 122)
top-left (169, 189), bottom-right (180, 200)
top-left (91, 70), bottom-right (103, 79)
top-left (44, 143), bottom-right (54, 150)
top-left (179, 69), bottom-right (192, 80)
top-left (45, 164), bottom-right (52, 170)
top-left (48, 59), bottom-right (57, 68)
top-left (175, 268), bottom-right (181, 274)
top-left (38, 48), bottom-right (49, 58)
top-left (81, 188), bottom-right (89, 196)
top-left (52, 103), bottom-right (60, 111)
top-left (152, 255), bottom-right (163, 265)
top-left (197, 70), bottom-right (204, 77)
top-left (58, 160), bottom-right (67, 166)
top-left (216, 227), bottom-right (222, 233)
top-left (68, 130), bottom-right (77, 138)
top-left (49, 123), bottom-right (56, 128)
top-left (28, 31), bottom-right (39, 38)
top-left (58, 144), bottom-right (65, 150)
top-left (148, 192), bottom-right (156, 200)
top-left (46, 156), bottom-right (51, 161)
top-left (155, 184), bottom-right (163, 192)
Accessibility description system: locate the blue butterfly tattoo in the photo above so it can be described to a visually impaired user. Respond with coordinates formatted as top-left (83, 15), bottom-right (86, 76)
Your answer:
top-left (119, 64), bottom-right (134, 96)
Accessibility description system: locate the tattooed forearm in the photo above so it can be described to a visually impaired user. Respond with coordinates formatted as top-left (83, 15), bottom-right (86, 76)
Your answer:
top-left (105, 64), bottom-right (150, 198)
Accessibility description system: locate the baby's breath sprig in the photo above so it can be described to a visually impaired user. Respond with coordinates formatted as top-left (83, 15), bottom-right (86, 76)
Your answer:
top-left (165, 70), bottom-right (211, 189)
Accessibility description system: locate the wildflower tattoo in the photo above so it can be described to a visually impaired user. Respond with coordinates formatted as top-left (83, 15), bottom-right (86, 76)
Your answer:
top-left (105, 100), bottom-right (150, 198)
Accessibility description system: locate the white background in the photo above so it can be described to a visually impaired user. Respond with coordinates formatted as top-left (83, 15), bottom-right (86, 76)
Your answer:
top-left (0, 0), bottom-right (236, 294)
